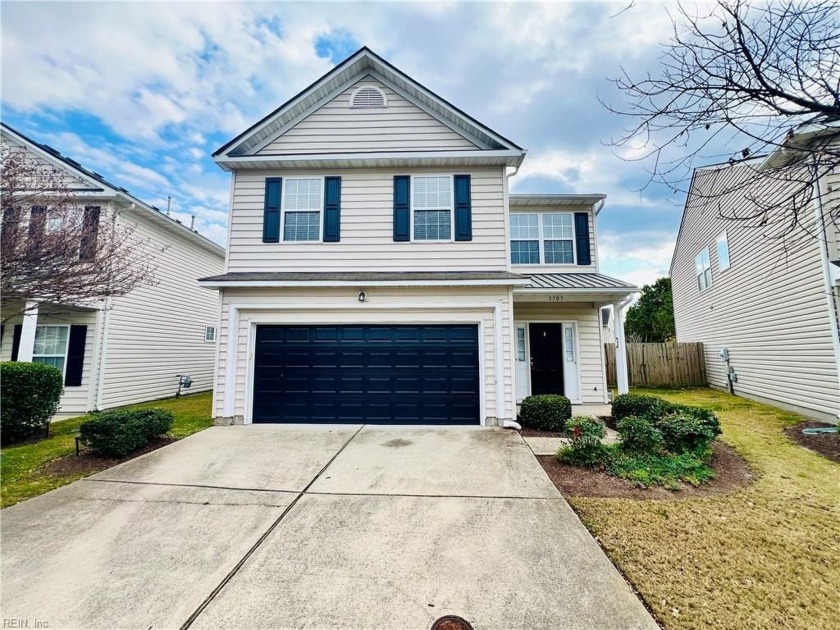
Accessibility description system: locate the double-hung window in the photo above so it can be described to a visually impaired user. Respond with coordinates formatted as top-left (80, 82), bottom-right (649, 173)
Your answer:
top-left (695, 247), bottom-right (712, 291)
top-left (413, 176), bottom-right (452, 240)
top-left (510, 212), bottom-right (575, 264)
top-left (283, 178), bottom-right (322, 242)
top-left (32, 325), bottom-right (70, 375)
top-left (716, 231), bottom-right (731, 271)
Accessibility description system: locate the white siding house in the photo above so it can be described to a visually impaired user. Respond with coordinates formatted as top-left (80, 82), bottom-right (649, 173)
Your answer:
top-left (203, 47), bottom-right (636, 427)
top-left (671, 147), bottom-right (840, 423)
top-left (0, 123), bottom-right (225, 417)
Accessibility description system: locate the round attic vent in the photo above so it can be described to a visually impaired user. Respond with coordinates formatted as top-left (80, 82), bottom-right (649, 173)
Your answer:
top-left (350, 85), bottom-right (387, 108)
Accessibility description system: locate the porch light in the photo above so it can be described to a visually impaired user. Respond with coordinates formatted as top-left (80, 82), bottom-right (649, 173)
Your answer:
top-left (358, 291), bottom-right (367, 303)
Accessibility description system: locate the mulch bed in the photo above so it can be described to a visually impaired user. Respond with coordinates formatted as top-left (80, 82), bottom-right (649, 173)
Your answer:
top-left (538, 441), bottom-right (753, 500)
top-left (41, 437), bottom-right (178, 476)
top-left (519, 416), bottom-right (613, 438)
top-left (784, 421), bottom-right (840, 463)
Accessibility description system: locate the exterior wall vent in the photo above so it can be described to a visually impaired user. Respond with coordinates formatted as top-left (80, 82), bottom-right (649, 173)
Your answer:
top-left (350, 85), bottom-right (387, 109)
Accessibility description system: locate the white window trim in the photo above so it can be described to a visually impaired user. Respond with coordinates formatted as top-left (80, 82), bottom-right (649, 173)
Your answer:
top-left (349, 85), bottom-right (388, 109)
top-left (281, 176), bottom-right (324, 243)
top-left (205, 326), bottom-right (217, 343)
top-left (717, 231), bottom-right (731, 272)
top-left (510, 211), bottom-right (577, 265)
top-left (695, 247), bottom-right (713, 292)
top-left (32, 324), bottom-right (70, 379)
top-left (410, 174), bottom-right (455, 243)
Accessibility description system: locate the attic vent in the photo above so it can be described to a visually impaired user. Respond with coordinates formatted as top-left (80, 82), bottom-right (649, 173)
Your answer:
top-left (350, 86), bottom-right (387, 109)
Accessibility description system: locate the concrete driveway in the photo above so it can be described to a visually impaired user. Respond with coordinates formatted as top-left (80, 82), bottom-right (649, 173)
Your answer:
top-left (1, 426), bottom-right (657, 630)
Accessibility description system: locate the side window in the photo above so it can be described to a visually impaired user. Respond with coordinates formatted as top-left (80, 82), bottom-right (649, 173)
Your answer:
top-left (695, 247), bottom-right (712, 291)
top-left (717, 231), bottom-right (731, 271)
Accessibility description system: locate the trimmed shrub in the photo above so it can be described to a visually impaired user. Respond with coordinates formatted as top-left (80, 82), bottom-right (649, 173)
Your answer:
top-left (617, 416), bottom-right (664, 453)
top-left (611, 393), bottom-right (667, 422)
top-left (656, 410), bottom-right (720, 454)
top-left (558, 416), bottom-right (608, 467)
top-left (519, 394), bottom-right (572, 431)
top-left (1, 362), bottom-right (64, 443)
top-left (80, 408), bottom-right (174, 457)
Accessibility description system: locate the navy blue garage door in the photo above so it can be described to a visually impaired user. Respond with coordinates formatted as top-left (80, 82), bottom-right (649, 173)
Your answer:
top-left (252, 325), bottom-right (481, 424)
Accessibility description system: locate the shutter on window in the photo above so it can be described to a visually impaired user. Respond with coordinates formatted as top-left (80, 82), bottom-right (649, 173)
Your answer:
top-left (65, 325), bottom-right (87, 386)
top-left (323, 176), bottom-right (341, 242)
top-left (263, 178), bottom-right (282, 243)
top-left (79, 206), bottom-right (101, 260)
top-left (28, 206), bottom-right (46, 250)
top-left (11, 325), bottom-right (22, 361)
top-left (393, 176), bottom-right (410, 242)
top-left (574, 212), bottom-right (591, 266)
top-left (454, 175), bottom-right (472, 241)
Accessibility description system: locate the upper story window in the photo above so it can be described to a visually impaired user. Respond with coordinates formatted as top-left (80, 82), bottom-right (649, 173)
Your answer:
top-left (510, 212), bottom-right (575, 265)
top-left (283, 178), bottom-right (322, 242)
top-left (33, 325), bottom-right (70, 375)
top-left (716, 231), bottom-right (731, 271)
top-left (695, 247), bottom-right (712, 291)
top-left (413, 176), bottom-right (452, 241)
top-left (350, 85), bottom-right (387, 109)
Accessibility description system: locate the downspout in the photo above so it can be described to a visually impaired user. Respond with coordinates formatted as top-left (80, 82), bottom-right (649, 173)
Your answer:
top-left (503, 164), bottom-right (523, 429)
top-left (94, 297), bottom-right (112, 410)
top-left (813, 162), bottom-right (840, 421)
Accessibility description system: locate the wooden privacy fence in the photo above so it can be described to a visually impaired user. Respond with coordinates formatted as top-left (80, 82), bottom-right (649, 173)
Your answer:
top-left (605, 342), bottom-right (707, 388)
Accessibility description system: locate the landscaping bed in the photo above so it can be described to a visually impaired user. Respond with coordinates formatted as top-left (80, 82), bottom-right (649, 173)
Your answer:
top-left (784, 420), bottom-right (840, 463)
top-left (41, 437), bottom-right (178, 477)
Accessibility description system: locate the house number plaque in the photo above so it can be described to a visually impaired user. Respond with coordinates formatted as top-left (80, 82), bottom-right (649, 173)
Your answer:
top-left (548, 295), bottom-right (564, 302)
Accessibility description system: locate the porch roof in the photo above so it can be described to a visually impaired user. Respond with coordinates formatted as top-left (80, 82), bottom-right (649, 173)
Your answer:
top-left (514, 273), bottom-right (638, 303)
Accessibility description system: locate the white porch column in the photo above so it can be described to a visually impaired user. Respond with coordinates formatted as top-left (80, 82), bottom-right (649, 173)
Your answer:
top-left (613, 302), bottom-right (630, 395)
top-left (17, 301), bottom-right (39, 362)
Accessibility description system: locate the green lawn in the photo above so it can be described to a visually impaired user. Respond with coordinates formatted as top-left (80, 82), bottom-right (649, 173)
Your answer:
top-left (1, 391), bottom-right (213, 508)
top-left (570, 388), bottom-right (840, 630)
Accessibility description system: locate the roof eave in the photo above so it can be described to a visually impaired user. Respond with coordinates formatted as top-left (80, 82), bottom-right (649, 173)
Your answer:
top-left (199, 278), bottom-right (531, 289)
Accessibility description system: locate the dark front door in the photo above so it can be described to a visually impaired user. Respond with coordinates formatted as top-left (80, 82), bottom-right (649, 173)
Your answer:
top-left (252, 324), bottom-right (480, 425)
top-left (529, 323), bottom-right (564, 395)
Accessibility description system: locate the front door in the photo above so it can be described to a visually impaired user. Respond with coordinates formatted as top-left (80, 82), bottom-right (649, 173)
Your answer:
top-left (529, 323), bottom-right (564, 395)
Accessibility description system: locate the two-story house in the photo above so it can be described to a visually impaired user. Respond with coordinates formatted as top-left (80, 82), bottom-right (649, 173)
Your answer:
top-left (671, 122), bottom-right (840, 423)
top-left (1, 123), bottom-right (225, 417)
top-left (201, 47), bottom-right (637, 427)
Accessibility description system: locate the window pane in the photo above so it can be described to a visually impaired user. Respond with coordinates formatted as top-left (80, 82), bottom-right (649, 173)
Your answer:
top-left (511, 240), bottom-right (540, 264)
top-left (283, 211), bottom-right (320, 241)
top-left (542, 213), bottom-right (573, 239)
top-left (516, 327), bottom-right (526, 361)
top-left (510, 214), bottom-right (539, 239)
top-left (284, 178), bottom-right (322, 211)
top-left (33, 356), bottom-right (65, 372)
top-left (414, 177), bottom-right (451, 209)
top-left (544, 240), bottom-right (574, 264)
top-left (717, 232), bottom-right (730, 270)
top-left (33, 326), bottom-right (68, 356)
top-left (414, 209), bottom-right (451, 240)
top-left (564, 326), bottom-right (575, 362)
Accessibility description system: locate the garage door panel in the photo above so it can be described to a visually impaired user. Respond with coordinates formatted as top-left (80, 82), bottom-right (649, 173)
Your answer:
top-left (252, 324), bottom-right (480, 425)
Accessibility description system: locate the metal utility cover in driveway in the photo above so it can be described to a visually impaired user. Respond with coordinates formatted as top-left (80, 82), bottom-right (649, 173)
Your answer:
top-left (252, 324), bottom-right (481, 424)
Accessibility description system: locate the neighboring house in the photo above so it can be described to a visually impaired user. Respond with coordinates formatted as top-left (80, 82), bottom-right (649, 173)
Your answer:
top-left (671, 127), bottom-right (840, 422)
top-left (0, 123), bottom-right (226, 417)
top-left (201, 47), bottom-right (636, 427)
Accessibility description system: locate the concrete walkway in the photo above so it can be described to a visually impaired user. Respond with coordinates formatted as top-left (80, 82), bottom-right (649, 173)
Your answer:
top-left (1, 426), bottom-right (656, 630)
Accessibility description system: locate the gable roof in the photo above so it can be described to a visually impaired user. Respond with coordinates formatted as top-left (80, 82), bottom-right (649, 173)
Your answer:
top-left (213, 47), bottom-right (526, 169)
top-left (1, 122), bottom-right (224, 258)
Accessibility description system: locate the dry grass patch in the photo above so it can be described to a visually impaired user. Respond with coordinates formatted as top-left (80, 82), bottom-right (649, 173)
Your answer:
top-left (568, 388), bottom-right (840, 630)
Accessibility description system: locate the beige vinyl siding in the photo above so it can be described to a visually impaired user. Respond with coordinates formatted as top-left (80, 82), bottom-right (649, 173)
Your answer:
top-left (98, 209), bottom-right (224, 409)
top-left (213, 286), bottom-right (515, 425)
top-left (0, 308), bottom-right (98, 417)
top-left (259, 79), bottom-right (479, 155)
top-left (672, 162), bottom-right (840, 419)
top-left (227, 167), bottom-right (508, 272)
top-left (513, 302), bottom-right (607, 404)
top-left (508, 205), bottom-right (599, 273)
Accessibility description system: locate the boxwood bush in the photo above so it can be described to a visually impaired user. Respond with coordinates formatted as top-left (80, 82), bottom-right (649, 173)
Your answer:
top-left (611, 394), bottom-right (667, 422)
top-left (558, 416), bottom-right (608, 466)
top-left (0, 362), bottom-right (64, 443)
top-left (80, 408), bottom-right (174, 457)
top-left (519, 394), bottom-right (572, 431)
top-left (617, 416), bottom-right (664, 453)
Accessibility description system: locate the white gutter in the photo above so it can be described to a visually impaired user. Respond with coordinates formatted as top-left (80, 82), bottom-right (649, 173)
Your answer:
top-left (513, 286), bottom-right (638, 294)
top-left (813, 165), bottom-right (840, 421)
top-left (200, 278), bottom-right (531, 289)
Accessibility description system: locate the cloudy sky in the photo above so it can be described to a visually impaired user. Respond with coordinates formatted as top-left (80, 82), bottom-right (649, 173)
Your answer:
top-left (2, 1), bottom-right (691, 287)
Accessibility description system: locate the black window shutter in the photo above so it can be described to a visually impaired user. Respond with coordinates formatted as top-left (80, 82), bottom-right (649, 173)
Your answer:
top-left (263, 178), bottom-right (282, 243)
top-left (28, 205), bottom-right (46, 251)
top-left (11, 325), bottom-right (22, 361)
top-left (323, 176), bottom-right (341, 242)
top-left (574, 212), bottom-right (592, 266)
top-left (65, 325), bottom-right (87, 386)
top-left (454, 175), bottom-right (472, 241)
top-left (79, 206), bottom-right (101, 260)
top-left (393, 176), bottom-right (410, 241)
